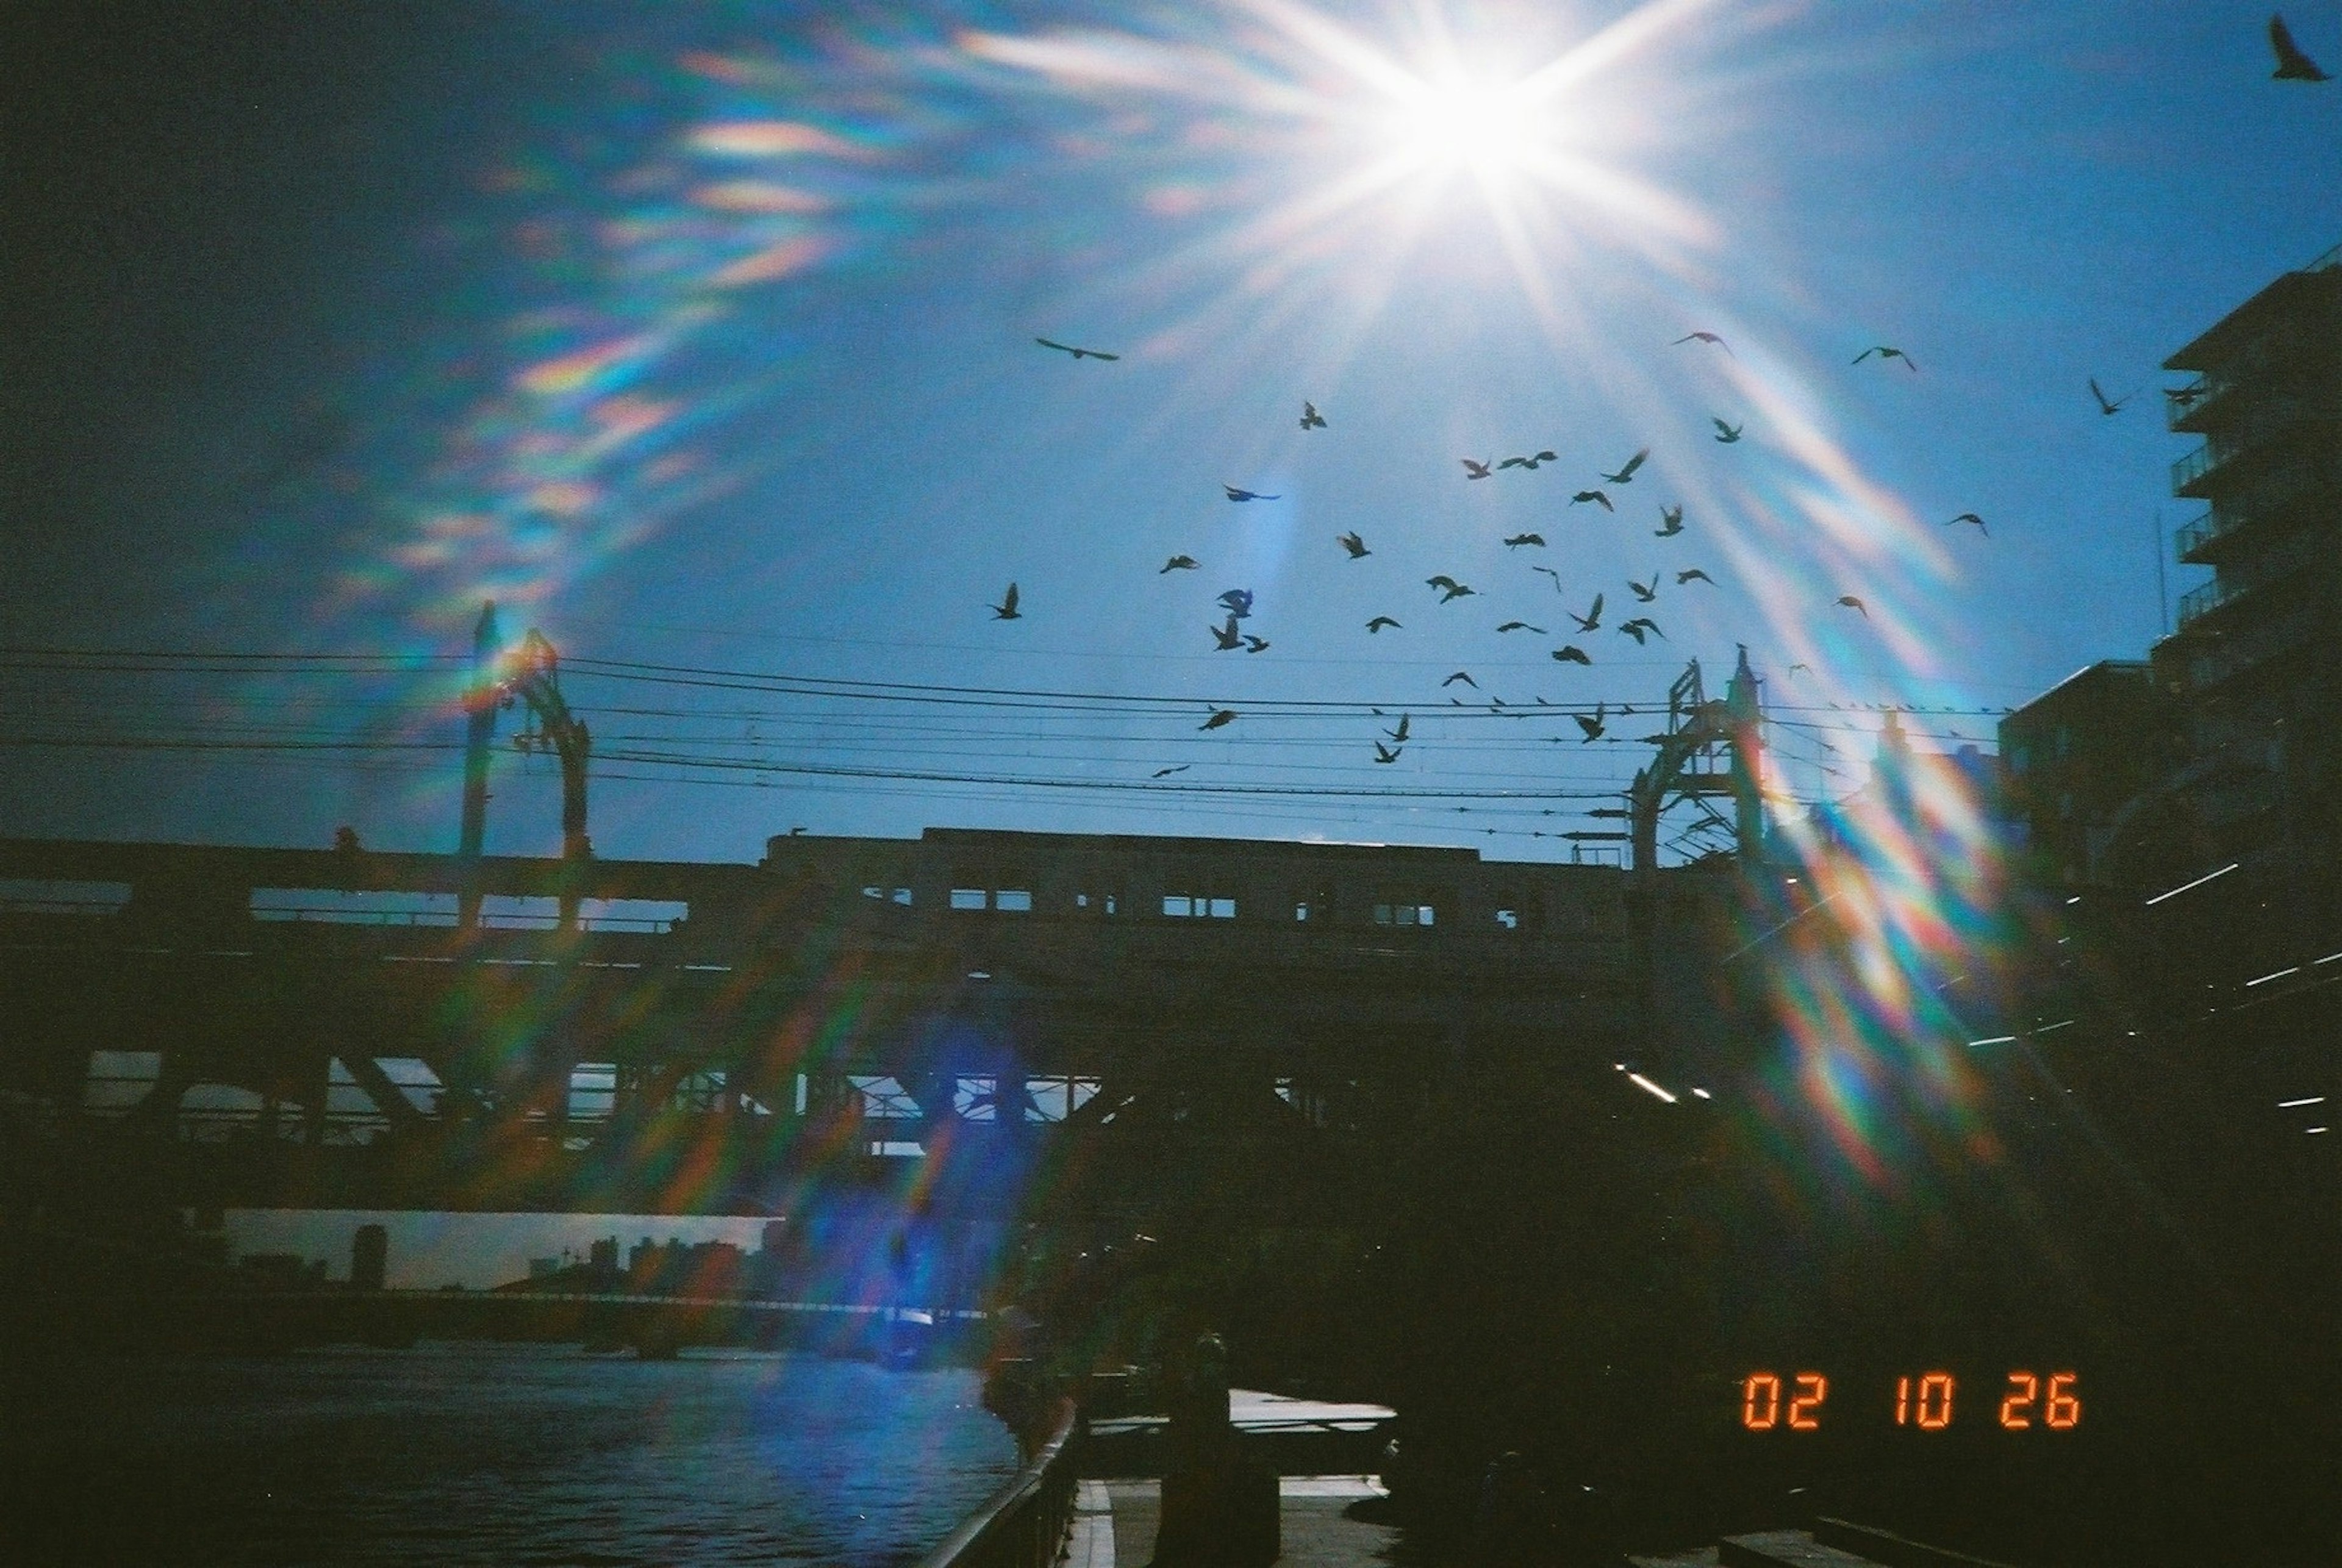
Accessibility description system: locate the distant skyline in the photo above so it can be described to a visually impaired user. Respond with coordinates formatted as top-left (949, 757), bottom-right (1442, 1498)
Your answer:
top-left (4, 3), bottom-right (2338, 866)
top-left (226, 1208), bottom-right (776, 1292)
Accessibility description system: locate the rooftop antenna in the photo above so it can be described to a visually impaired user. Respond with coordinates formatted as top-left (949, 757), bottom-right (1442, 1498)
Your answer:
top-left (2153, 507), bottom-right (2171, 637)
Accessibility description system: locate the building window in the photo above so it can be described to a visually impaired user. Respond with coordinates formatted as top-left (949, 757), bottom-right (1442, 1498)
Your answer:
top-left (1372, 898), bottom-right (1436, 928)
top-left (1163, 893), bottom-right (1237, 918)
top-left (950, 878), bottom-right (1033, 912)
top-left (995, 888), bottom-right (1033, 913)
top-left (1074, 890), bottom-right (1120, 915)
top-left (1495, 908), bottom-right (1520, 930)
top-left (1294, 892), bottom-right (1331, 922)
top-left (861, 885), bottom-right (912, 906)
top-left (949, 888), bottom-right (988, 911)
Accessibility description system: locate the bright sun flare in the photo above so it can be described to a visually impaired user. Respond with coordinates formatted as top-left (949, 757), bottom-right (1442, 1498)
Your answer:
top-left (1389, 77), bottom-right (1543, 179)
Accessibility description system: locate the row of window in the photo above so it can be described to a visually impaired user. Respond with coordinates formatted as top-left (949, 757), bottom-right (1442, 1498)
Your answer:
top-left (856, 881), bottom-right (1555, 930)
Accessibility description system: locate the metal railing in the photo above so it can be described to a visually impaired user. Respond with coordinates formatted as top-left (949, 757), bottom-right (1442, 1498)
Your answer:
top-left (2170, 442), bottom-right (2219, 492)
top-left (918, 1399), bottom-right (1080, 1568)
top-left (2176, 577), bottom-right (2233, 626)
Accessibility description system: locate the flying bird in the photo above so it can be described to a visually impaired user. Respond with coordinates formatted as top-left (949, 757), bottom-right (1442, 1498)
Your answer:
top-left (1530, 565), bottom-right (1566, 592)
top-left (1223, 485), bottom-right (1280, 502)
top-left (1495, 621), bottom-right (1546, 634)
top-left (1386, 714), bottom-right (1411, 743)
top-left (991, 582), bottom-right (1021, 620)
top-left (1373, 741), bottom-right (1402, 764)
top-left (1675, 568), bottom-right (1716, 586)
top-left (1852, 345), bottom-right (1918, 371)
top-left (1338, 531), bottom-right (1370, 559)
top-left (2271, 13), bottom-right (2331, 79)
top-left (1242, 635), bottom-right (1270, 653)
top-left (1210, 615), bottom-right (1244, 651)
top-left (2166, 384), bottom-right (2206, 409)
top-left (1218, 588), bottom-right (1255, 618)
top-left (1571, 489), bottom-right (1614, 512)
top-left (1152, 765), bottom-right (1191, 778)
top-left (1200, 709), bottom-right (1237, 731)
top-left (1460, 458), bottom-right (1494, 479)
top-left (1673, 331), bottom-right (1733, 354)
top-left (1439, 582), bottom-right (1477, 603)
top-left (1836, 595), bottom-right (1869, 617)
top-left (1442, 670), bottom-right (1478, 688)
top-left (1552, 645), bottom-right (1592, 665)
top-left (1945, 512), bottom-right (1987, 534)
top-left (1366, 616), bottom-right (1402, 633)
top-left (1160, 555), bottom-right (1199, 573)
top-left (1628, 574), bottom-right (1659, 603)
top-left (1619, 617), bottom-right (1665, 643)
top-left (1576, 702), bottom-right (1608, 742)
top-left (1655, 505), bottom-right (1685, 537)
top-left (1788, 662), bottom-right (1813, 675)
top-left (1034, 337), bottom-right (1119, 360)
top-left (1426, 574), bottom-right (1461, 594)
top-left (1569, 593), bottom-right (1605, 632)
top-left (1602, 448), bottom-right (1650, 485)
top-left (1504, 533), bottom-right (1546, 550)
top-left (2087, 378), bottom-right (2135, 416)
top-left (1711, 418), bottom-right (1743, 443)
top-left (1300, 400), bottom-right (1328, 429)
top-left (1500, 450), bottom-right (1559, 470)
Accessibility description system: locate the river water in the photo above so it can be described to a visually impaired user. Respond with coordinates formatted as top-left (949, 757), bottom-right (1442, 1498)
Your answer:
top-left (1, 1344), bottom-right (1019, 1566)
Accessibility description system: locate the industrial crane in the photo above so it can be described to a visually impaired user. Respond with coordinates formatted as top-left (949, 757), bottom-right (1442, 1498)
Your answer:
top-left (456, 601), bottom-right (592, 930)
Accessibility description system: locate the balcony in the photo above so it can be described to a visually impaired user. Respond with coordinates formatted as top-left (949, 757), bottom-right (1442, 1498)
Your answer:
top-left (2166, 375), bottom-right (2233, 432)
top-left (2175, 576), bottom-right (2235, 627)
top-left (2174, 509), bottom-right (2220, 561)
top-left (2171, 443), bottom-right (2220, 496)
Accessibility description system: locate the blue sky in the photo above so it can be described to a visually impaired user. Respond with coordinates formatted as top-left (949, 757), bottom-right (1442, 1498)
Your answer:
top-left (3, 1), bottom-right (2337, 865)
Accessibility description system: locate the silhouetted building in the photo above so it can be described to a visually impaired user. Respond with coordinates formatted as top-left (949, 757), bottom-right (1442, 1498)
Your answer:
top-left (2151, 242), bottom-right (2342, 876)
top-left (588, 1237), bottom-right (618, 1277)
top-left (2000, 662), bottom-right (2182, 886)
top-left (351, 1223), bottom-right (388, 1292)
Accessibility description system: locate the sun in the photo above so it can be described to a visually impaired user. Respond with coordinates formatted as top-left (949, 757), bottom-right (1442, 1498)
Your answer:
top-left (1386, 74), bottom-right (1547, 182)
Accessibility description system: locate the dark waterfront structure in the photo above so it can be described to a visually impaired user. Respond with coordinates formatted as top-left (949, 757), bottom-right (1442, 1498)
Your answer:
top-left (0, 827), bottom-right (1732, 1222)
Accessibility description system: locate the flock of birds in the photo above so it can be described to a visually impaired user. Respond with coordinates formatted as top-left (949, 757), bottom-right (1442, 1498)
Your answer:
top-left (996, 14), bottom-right (2332, 779)
top-left (1004, 328), bottom-right (2002, 768)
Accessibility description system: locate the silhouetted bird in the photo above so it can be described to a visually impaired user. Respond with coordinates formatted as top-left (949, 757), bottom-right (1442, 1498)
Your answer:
top-left (1242, 635), bottom-right (1270, 653)
top-left (1531, 566), bottom-right (1565, 592)
top-left (1153, 765), bottom-right (1191, 778)
top-left (1460, 458), bottom-right (1493, 479)
top-left (1852, 345), bottom-right (1917, 371)
top-left (1161, 555), bottom-right (1199, 573)
top-left (1629, 574), bottom-right (1659, 603)
top-left (1499, 450), bottom-right (1558, 470)
top-left (1571, 489), bottom-right (1614, 511)
top-left (1439, 582), bottom-right (1476, 603)
top-left (1496, 621), bottom-right (1546, 634)
top-left (1211, 615), bottom-right (1244, 651)
top-left (1945, 513), bottom-right (1987, 534)
top-left (1219, 588), bottom-right (1255, 618)
top-left (2271, 13), bottom-right (2331, 79)
top-left (1602, 448), bottom-right (1649, 485)
top-left (1837, 595), bottom-right (1869, 617)
top-left (1443, 671), bottom-right (1478, 689)
top-left (1711, 418), bottom-right (1743, 443)
top-left (2087, 378), bottom-right (2133, 416)
top-left (1200, 709), bottom-right (1237, 731)
top-left (1569, 593), bottom-right (1605, 632)
top-left (1655, 505), bottom-right (1685, 537)
top-left (1338, 531), bottom-right (1370, 559)
top-left (1788, 662), bottom-right (1812, 675)
top-left (1386, 714), bottom-right (1411, 743)
top-left (1035, 337), bottom-right (1119, 360)
top-left (1504, 533), bottom-right (1546, 549)
top-left (1675, 568), bottom-right (1716, 585)
top-left (1552, 645), bottom-right (1592, 665)
top-left (1224, 485), bottom-right (1280, 502)
top-left (1300, 400), bottom-right (1328, 429)
top-left (1619, 617), bottom-right (1664, 643)
top-left (1366, 616), bottom-right (1402, 633)
top-left (992, 582), bottom-right (1021, 620)
top-left (1673, 331), bottom-right (1732, 354)
top-left (1373, 740), bottom-right (1402, 764)
top-left (2166, 384), bottom-right (2205, 409)
top-left (1576, 702), bottom-right (1608, 742)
